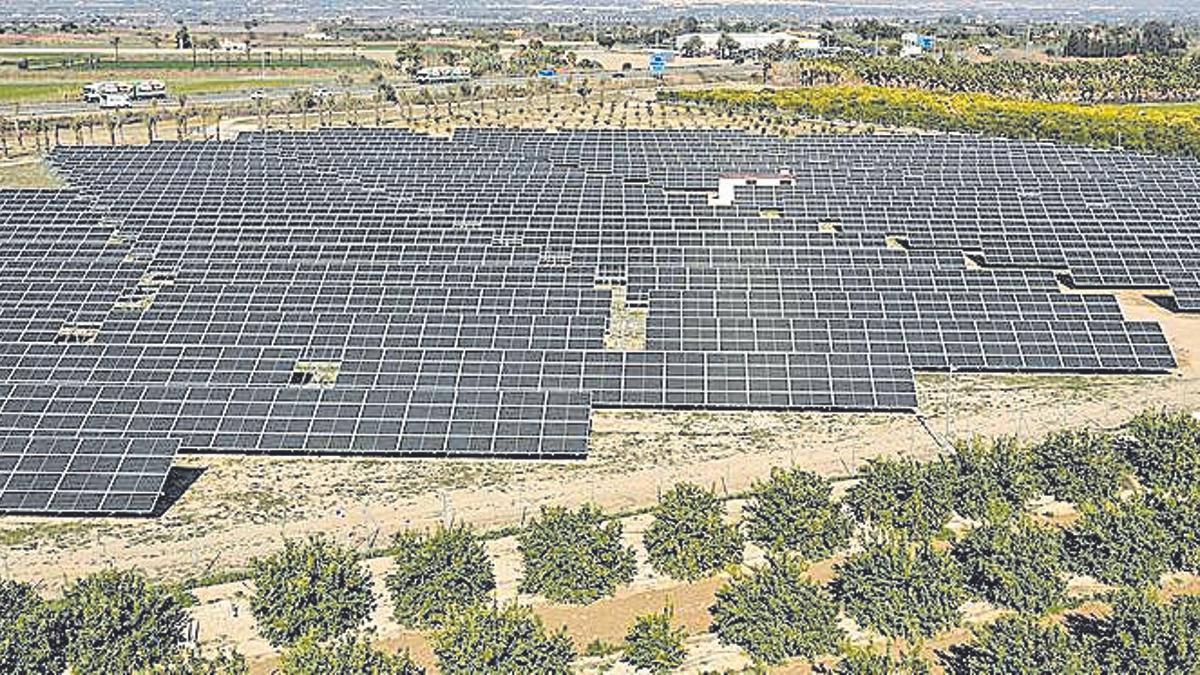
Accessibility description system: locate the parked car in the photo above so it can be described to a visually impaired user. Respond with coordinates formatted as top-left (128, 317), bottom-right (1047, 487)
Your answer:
top-left (133, 80), bottom-right (168, 100)
top-left (99, 93), bottom-right (133, 109)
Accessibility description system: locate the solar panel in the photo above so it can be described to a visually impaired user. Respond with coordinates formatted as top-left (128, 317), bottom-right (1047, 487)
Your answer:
top-left (0, 127), bottom-right (1191, 515)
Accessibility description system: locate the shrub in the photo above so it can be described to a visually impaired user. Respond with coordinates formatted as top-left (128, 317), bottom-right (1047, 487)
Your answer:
top-left (845, 457), bottom-right (955, 539)
top-left (59, 568), bottom-right (189, 674)
top-left (643, 483), bottom-right (743, 581)
top-left (952, 516), bottom-right (1068, 614)
top-left (0, 578), bottom-right (67, 675)
top-left (583, 639), bottom-right (621, 657)
top-left (945, 436), bottom-right (1040, 520)
top-left (833, 536), bottom-right (966, 642)
top-left (667, 86), bottom-right (1200, 158)
top-left (517, 504), bottom-right (637, 604)
top-left (836, 646), bottom-right (931, 675)
top-left (1030, 429), bottom-right (1127, 503)
top-left (1064, 495), bottom-right (1172, 587)
top-left (1121, 408), bottom-right (1200, 491)
top-left (433, 602), bottom-right (576, 674)
top-left (249, 536), bottom-right (376, 646)
top-left (279, 632), bottom-right (423, 675)
top-left (386, 524), bottom-right (495, 628)
top-left (622, 605), bottom-right (687, 674)
top-left (710, 555), bottom-right (843, 665)
top-left (1149, 486), bottom-right (1200, 573)
top-left (1073, 588), bottom-right (1200, 673)
top-left (940, 614), bottom-right (1089, 674)
top-left (744, 467), bottom-right (852, 557)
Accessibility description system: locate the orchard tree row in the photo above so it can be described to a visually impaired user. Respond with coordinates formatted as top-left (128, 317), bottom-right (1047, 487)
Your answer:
top-left (791, 53), bottom-right (1200, 104)
top-left (3, 407), bottom-right (1198, 672)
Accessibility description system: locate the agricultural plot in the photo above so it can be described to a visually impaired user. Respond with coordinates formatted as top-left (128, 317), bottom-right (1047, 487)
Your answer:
top-left (0, 127), bottom-right (1195, 515)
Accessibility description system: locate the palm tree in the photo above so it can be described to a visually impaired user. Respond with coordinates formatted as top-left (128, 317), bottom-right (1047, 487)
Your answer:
top-left (13, 105), bottom-right (24, 149)
top-left (110, 36), bottom-right (121, 63)
top-left (105, 115), bottom-right (117, 145)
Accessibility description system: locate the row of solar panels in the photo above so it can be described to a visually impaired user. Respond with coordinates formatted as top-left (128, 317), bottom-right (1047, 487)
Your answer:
top-left (1, 127), bottom-right (1193, 515)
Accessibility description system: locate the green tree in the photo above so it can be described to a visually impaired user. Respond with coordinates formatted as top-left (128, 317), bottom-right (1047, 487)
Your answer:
top-left (845, 457), bottom-right (955, 539)
top-left (59, 568), bottom-right (189, 674)
top-left (952, 516), bottom-right (1068, 614)
top-left (1030, 429), bottom-right (1128, 503)
top-left (716, 33), bottom-right (741, 59)
top-left (1074, 588), bottom-right (1200, 673)
top-left (386, 524), bottom-right (495, 628)
top-left (643, 483), bottom-right (743, 581)
top-left (433, 603), bottom-right (575, 674)
top-left (622, 605), bottom-right (687, 673)
top-left (680, 35), bottom-right (706, 57)
top-left (941, 614), bottom-right (1090, 674)
top-left (0, 578), bottom-right (67, 675)
top-left (833, 536), bottom-right (966, 642)
top-left (249, 536), bottom-right (376, 647)
top-left (1064, 495), bottom-right (1172, 587)
top-left (518, 504), bottom-right (637, 604)
top-left (279, 632), bottom-right (423, 675)
top-left (710, 555), bottom-right (843, 665)
top-left (395, 42), bottom-right (424, 74)
top-left (1121, 408), bottom-right (1200, 492)
top-left (945, 436), bottom-right (1040, 521)
top-left (1149, 486), bottom-right (1200, 573)
top-left (744, 467), bottom-right (852, 557)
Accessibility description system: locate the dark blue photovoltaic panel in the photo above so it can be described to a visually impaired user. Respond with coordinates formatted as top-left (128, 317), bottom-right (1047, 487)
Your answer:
top-left (0, 127), bottom-right (1189, 514)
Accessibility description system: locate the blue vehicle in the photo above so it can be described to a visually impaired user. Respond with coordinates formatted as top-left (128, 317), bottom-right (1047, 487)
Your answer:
top-left (537, 68), bottom-right (557, 78)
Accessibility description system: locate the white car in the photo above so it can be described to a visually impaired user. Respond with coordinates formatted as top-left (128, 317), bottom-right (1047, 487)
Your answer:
top-left (313, 87), bottom-right (332, 98)
top-left (133, 80), bottom-right (168, 100)
top-left (249, 90), bottom-right (266, 102)
top-left (99, 93), bottom-right (133, 109)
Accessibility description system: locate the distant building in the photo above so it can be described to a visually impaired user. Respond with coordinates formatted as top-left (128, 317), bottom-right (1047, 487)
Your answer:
top-left (901, 32), bottom-right (936, 57)
top-left (673, 32), bottom-right (821, 55)
top-left (303, 32), bottom-right (334, 41)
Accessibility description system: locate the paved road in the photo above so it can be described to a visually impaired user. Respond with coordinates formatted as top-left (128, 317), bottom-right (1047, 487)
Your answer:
top-left (6, 64), bottom-right (756, 118)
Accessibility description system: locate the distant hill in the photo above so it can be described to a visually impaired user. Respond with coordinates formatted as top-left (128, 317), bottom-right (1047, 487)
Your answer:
top-left (7, 0), bottom-right (1198, 26)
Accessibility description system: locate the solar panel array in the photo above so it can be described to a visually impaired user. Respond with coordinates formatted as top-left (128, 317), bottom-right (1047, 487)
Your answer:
top-left (0, 127), bottom-right (1191, 515)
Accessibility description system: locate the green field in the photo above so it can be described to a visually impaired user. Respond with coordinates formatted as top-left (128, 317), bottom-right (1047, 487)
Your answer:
top-left (1, 54), bottom-right (367, 71)
top-left (0, 73), bottom-right (335, 104)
